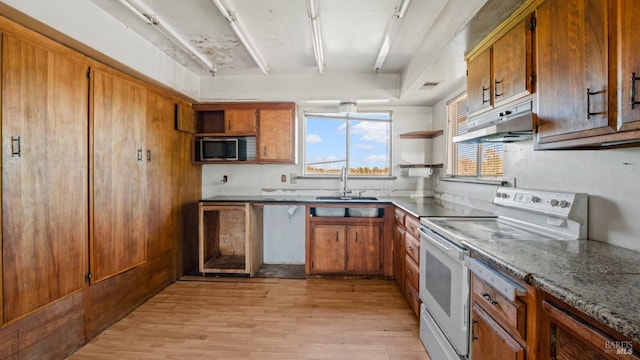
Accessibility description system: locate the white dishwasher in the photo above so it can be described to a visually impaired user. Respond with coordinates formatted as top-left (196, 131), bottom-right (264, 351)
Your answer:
top-left (263, 205), bottom-right (306, 264)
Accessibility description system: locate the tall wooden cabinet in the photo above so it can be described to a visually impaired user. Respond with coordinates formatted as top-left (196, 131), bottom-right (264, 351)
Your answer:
top-left (1, 31), bottom-right (88, 322)
top-left (0, 14), bottom-right (201, 358)
top-left (91, 66), bottom-right (147, 283)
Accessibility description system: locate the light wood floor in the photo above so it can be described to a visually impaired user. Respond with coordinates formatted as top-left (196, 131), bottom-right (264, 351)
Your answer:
top-left (69, 277), bottom-right (431, 359)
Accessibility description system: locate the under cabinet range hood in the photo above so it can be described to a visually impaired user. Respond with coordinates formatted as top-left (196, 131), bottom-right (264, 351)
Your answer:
top-left (453, 100), bottom-right (534, 143)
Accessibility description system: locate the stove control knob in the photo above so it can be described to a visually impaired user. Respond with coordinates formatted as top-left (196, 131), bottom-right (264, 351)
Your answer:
top-left (531, 196), bottom-right (540, 203)
top-left (496, 192), bottom-right (503, 199)
top-left (502, 193), bottom-right (510, 199)
top-left (560, 200), bottom-right (570, 208)
top-left (550, 199), bottom-right (559, 206)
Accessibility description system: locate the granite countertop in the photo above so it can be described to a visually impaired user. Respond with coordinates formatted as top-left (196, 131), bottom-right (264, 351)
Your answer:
top-left (200, 195), bottom-right (495, 218)
top-left (462, 238), bottom-right (640, 343)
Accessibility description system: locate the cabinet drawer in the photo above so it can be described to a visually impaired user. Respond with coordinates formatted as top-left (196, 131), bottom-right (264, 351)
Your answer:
top-left (405, 215), bottom-right (420, 239)
top-left (405, 254), bottom-right (419, 290)
top-left (394, 208), bottom-right (406, 226)
top-left (404, 232), bottom-right (420, 264)
top-left (405, 280), bottom-right (420, 317)
top-left (472, 275), bottom-right (526, 340)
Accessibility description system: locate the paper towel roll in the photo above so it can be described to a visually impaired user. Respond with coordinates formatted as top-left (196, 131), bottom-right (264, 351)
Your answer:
top-left (408, 167), bottom-right (433, 178)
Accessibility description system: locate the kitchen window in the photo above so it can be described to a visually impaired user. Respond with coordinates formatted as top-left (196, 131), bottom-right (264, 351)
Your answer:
top-left (446, 94), bottom-right (504, 177)
top-left (304, 112), bottom-right (391, 177)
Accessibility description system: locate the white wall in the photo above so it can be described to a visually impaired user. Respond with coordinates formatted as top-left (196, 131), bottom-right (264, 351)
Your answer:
top-left (431, 90), bottom-right (640, 251)
top-left (202, 105), bottom-right (436, 198)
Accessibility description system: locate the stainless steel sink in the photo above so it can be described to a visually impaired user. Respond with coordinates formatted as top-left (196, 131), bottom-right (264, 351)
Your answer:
top-left (347, 208), bottom-right (380, 217)
top-left (316, 196), bottom-right (378, 201)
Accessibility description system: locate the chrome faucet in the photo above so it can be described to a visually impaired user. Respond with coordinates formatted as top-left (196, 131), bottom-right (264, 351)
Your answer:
top-left (341, 166), bottom-right (352, 199)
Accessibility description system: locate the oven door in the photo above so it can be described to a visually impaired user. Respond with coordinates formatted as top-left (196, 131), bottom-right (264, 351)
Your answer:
top-left (419, 226), bottom-right (470, 357)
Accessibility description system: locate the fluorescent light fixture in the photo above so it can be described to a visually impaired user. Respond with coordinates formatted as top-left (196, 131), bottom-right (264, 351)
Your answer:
top-left (307, 0), bottom-right (325, 74)
top-left (212, 0), bottom-right (270, 75)
top-left (373, 0), bottom-right (412, 73)
top-left (118, 0), bottom-right (217, 75)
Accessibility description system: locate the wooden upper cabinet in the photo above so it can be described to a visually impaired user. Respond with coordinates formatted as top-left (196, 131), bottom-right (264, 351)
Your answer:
top-left (258, 107), bottom-right (295, 163)
top-left (617, 0), bottom-right (640, 132)
top-left (535, 0), bottom-right (613, 147)
top-left (467, 14), bottom-right (534, 116)
top-left (467, 48), bottom-right (493, 115)
top-left (1, 32), bottom-right (88, 321)
top-left (493, 17), bottom-right (533, 106)
top-left (225, 109), bottom-right (257, 134)
top-left (91, 66), bottom-right (147, 283)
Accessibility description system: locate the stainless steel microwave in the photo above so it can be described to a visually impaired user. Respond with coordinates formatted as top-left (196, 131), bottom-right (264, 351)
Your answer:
top-left (195, 137), bottom-right (247, 161)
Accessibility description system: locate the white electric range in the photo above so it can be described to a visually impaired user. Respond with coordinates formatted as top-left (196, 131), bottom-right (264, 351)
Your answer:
top-left (418, 187), bottom-right (588, 360)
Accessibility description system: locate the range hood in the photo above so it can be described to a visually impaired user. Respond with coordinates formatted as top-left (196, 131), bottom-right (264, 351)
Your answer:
top-left (453, 100), bottom-right (533, 143)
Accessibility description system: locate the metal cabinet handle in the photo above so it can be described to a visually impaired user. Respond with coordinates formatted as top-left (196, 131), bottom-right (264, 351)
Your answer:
top-left (494, 79), bottom-right (503, 98)
top-left (586, 88), bottom-right (599, 119)
top-left (335, 231), bottom-right (339, 242)
top-left (472, 320), bottom-right (479, 341)
top-left (11, 136), bottom-right (21, 157)
top-left (147, 149), bottom-right (151, 161)
top-left (481, 86), bottom-right (490, 104)
top-left (481, 292), bottom-right (499, 305)
top-left (631, 72), bottom-right (640, 109)
top-left (137, 148), bottom-right (143, 162)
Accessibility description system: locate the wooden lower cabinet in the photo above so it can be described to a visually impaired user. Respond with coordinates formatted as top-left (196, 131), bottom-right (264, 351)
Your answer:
top-left (198, 202), bottom-right (263, 276)
top-left (308, 222), bottom-right (383, 275)
top-left (309, 225), bottom-right (347, 273)
top-left (306, 205), bottom-right (389, 276)
top-left (472, 302), bottom-right (525, 360)
top-left (470, 267), bottom-right (536, 360)
top-left (393, 207), bottom-right (421, 316)
top-left (540, 298), bottom-right (640, 359)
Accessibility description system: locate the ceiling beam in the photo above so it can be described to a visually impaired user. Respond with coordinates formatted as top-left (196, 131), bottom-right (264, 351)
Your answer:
top-left (212, 0), bottom-right (270, 75)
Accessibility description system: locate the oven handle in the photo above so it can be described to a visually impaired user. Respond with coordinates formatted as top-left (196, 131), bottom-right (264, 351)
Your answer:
top-left (419, 228), bottom-right (468, 261)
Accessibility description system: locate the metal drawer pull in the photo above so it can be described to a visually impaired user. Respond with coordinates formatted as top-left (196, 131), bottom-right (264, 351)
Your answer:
top-left (11, 136), bottom-right (21, 157)
top-left (631, 72), bottom-right (640, 109)
top-left (481, 292), bottom-right (499, 305)
top-left (137, 148), bottom-right (143, 162)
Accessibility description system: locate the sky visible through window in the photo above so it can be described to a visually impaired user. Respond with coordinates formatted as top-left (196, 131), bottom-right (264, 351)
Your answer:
top-left (305, 112), bottom-right (391, 176)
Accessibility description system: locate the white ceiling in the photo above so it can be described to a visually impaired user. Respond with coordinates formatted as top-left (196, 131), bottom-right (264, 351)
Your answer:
top-left (89, 0), bottom-right (523, 106)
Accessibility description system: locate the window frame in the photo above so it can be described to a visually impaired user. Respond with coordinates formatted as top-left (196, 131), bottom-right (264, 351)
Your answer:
top-left (302, 111), bottom-right (393, 178)
top-left (445, 93), bottom-right (504, 181)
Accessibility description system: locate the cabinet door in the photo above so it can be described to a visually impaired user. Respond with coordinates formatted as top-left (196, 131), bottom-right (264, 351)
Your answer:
top-left (493, 17), bottom-right (532, 106)
top-left (2, 33), bottom-right (88, 321)
top-left (393, 225), bottom-right (405, 290)
top-left (346, 225), bottom-right (382, 274)
top-left (472, 303), bottom-right (525, 360)
top-left (91, 68), bottom-right (147, 283)
top-left (258, 108), bottom-right (295, 163)
top-left (467, 48), bottom-right (492, 114)
top-left (146, 91), bottom-right (179, 258)
top-left (618, 0), bottom-right (640, 131)
top-left (225, 109), bottom-right (256, 134)
top-left (310, 225), bottom-right (346, 273)
top-left (536, 0), bottom-right (613, 145)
